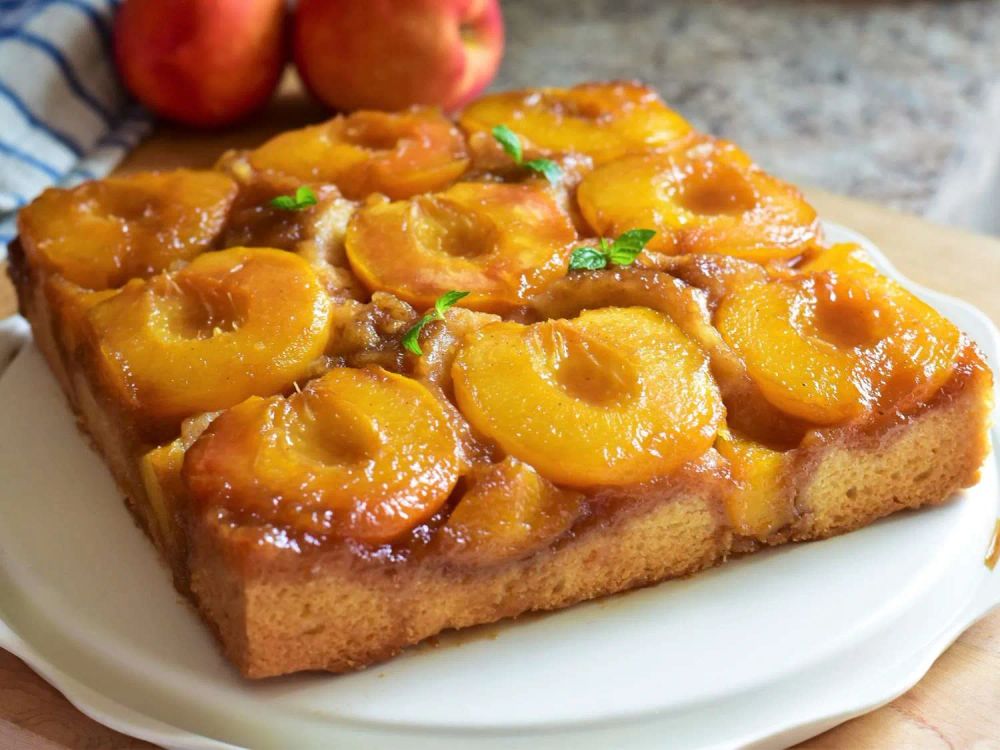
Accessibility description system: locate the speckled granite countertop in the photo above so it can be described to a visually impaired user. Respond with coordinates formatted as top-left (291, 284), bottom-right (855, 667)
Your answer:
top-left (494, 0), bottom-right (1000, 232)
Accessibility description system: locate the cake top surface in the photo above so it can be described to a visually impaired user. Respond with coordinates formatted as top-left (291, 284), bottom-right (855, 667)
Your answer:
top-left (14, 81), bottom-right (984, 555)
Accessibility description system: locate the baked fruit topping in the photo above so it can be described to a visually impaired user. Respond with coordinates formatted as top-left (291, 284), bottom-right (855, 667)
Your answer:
top-left (246, 107), bottom-right (469, 200)
top-left (452, 307), bottom-right (725, 486)
top-left (715, 244), bottom-right (961, 424)
top-left (184, 366), bottom-right (463, 544)
top-left (17, 170), bottom-right (237, 290)
top-left (716, 429), bottom-right (794, 540)
top-left (82, 247), bottom-right (332, 439)
top-left (459, 81), bottom-right (692, 166)
top-left (345, 181), bottom-right (577, 312)
top-left (576, 138), bottom-right (819, 261)
top-left (438, 457), bottom-right (584, 563)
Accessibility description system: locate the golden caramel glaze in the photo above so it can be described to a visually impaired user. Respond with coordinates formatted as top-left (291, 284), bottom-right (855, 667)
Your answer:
top-left (715, 243), bottom-right (962, 425)
top-left (17, 170), bottom-right (237, 290)
top-left (436, 457), bottom-right (585, 564)
top-left (183, 366), bottom-right (464, 545)
top-left (345, 181), bottom-right (578, 312)
top-left (246, 108), bottom-right (469, 200)
top-left (82, 247), bottom-right (333, 440)
top-left (459, 81), bottom-right (692, 167)
top-left (577, 138), bottom-right (819, 260)
top-left (452, 307), bottom-right (725, 487)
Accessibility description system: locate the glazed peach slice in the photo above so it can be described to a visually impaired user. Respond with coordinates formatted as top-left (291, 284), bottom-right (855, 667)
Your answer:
top-left (453, 307), bottom-right (724, 487)
top-left (438, 457), bottom-right (583, 564)
top-left (577, 138), bottom-right (818, 261)
top-left (716, 429), bottom-right (794, 540)
top-left (246, 107), bottom-right (469, 200)
top-left (17, 170), bottom-right (237, 289)
top-left (346, 182), bottom-right (577, 312)
top-left (139, 410), bottom-right (219, 571)
top-left (183, 366), bottom-right (463, 544)
top-left (716, 244), bottom-right (961, 425)
top-left (84, 247), bottom-right (332, 439)
top-left (459, 82), bottom-right (692, 165)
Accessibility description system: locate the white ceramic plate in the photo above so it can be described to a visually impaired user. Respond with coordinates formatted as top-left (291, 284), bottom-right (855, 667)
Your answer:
top-left (0, 223), bottom-right (997, 750)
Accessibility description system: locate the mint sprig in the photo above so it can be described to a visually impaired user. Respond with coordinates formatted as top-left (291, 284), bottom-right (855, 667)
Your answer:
top-left (269, 186), bottom-right (317, 211)
top-left (491, 124), bottom-right (562, 185)
top-left (567, 244), bottom-right (609, 271)
top-left (402, 290), bottom-right (470, 356)
top-left (568, 229), bottom-right (657, 271)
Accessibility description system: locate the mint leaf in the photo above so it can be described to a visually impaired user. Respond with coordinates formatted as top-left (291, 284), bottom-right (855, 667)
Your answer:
top-left (493, 124), bottom-right (563, 185)
top-left (568, 246), bottom-right (609, 271)
top-left (402, 316), bottom-right (431, 356)
top-left (491, 124), bottom-right (523, 163)
top-left (294, 185), bottom-right (317, 207)
top-left (524, 158), bottom-right (562, 186)
top-left (434, 290), bottom-right (470, 318)
top-left (568, 229), bottom-right (656, 272)
top-left (402, 290), bottom-right (470, 357)
top-left (269, 185), bottom-right (317, 211)
top-left (269, 195), bottom-right (297, 210)
top-left (607, 228), bottom-right (656, 266)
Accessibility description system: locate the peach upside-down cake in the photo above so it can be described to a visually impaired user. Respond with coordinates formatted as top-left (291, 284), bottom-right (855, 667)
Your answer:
top-left (8, 82), bottom-right (993, 678)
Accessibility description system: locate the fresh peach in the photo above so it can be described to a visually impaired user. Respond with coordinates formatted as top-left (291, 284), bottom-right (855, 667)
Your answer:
top-left (114, 0), bottom-right (286, 128)
top-left (184, 366), bottom-right (463, 544)
top-left (17, 170), bottom-right (237, 289)
top-left (246, 108), bottom-right (469, 199)
top-left (83, 247), bottom-right (332, 439)
top-left (293, 0), bottom-right (503, 112)
top-left (453, 307), bottom-right (724, 487)
top-left (459, 82), bottom-right (692, 166)
top-left (577, 138), bottom-right (819, 260)
top-left (346, 181), bottom-right (577, 312)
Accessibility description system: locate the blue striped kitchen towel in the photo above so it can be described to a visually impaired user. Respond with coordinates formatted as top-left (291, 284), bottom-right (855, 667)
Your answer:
top-left (0, 0), bottom-right (150, 253)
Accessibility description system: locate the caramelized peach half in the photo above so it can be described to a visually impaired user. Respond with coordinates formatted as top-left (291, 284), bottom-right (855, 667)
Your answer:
top-left (346, 182), bottom-right (577, 312)
top-left (184, 367), bottom-right (462, 544)
top-left (247, 108), bottom-right (469, 200)
top-left (453, 307), bottom-right (724, 487)
top-left (716, 246), bottom-right (961, 424)
top-left (528, 266), bottom-right (717, 345)
top-left (577, 139), bottom-right (818, 260)
top-left (17, 170), bottom-right (237, 289)
top-left (716, 430), bottom-right (794, 539)
top-left (84, 247), bottom-right (332, 439)
top-left (460, 82), bottom-right (692, 165)
top-left (439, 457), bottom-right (583, 564)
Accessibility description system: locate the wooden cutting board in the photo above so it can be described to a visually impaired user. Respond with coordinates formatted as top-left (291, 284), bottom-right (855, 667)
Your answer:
top-left (1, 81), bottom-right (999, 749)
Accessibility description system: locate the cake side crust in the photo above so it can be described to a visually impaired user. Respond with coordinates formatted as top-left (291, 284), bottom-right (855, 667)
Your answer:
top-left (196, 363), bottom-right (992, 677)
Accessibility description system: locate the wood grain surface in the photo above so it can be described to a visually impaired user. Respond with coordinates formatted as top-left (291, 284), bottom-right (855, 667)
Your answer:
top-left (1, 78), bottom-right (998, 749)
